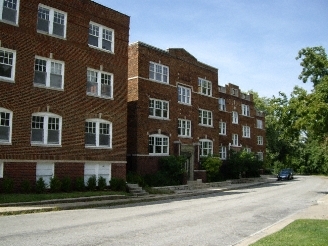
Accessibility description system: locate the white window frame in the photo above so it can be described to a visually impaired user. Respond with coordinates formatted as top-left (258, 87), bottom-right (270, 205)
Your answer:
top-left (37, 4), bottom-right (67, 38)
top-left (84, 163), bottom-right (111, 186)
top-left (148, 134), bottom-right (169, 156)
top-left (232, 111), bottom-right (238, 124)
top-left (242, 125), bottom-right (251, 138)
top-left (219, 121), bottom-right (226, 135)
top-left (257, 119), bottom-right (263, 129)
top-left (218, 98), bottom-right (226, 111)
top-left (178, 85), bottom-right (191, 105)
top-left (0, 0), bottom-right (20, 25)
top-left (34, 56), bottom-right (65, 89)
top-left (36, 162), bottom-right (54, 188)
top-left (31, 112), bottom-right (62, 146)
top-left (0, 107), bottom-right (12, 144)
top-left (198, 78), bottom-right (212, 96)
top-left (257, 152), bottom-right (264, 161)
top-left (149, 61), bottom-right (169, 84)
top-left (88, 22), bottom-right (114, 53)
top-left (0, 161), bottom-right (3, 178)
top-left (0, 47), bottom-right (16, 82)
top-left (178, 119), bottom-right (191, 137)
top-left (149, 98), bottom-right (169, 120)
top-left (85, 119), bottom-right (112, 149)
top-left (199, 139), bottom-right (213, 156)
top-left (219, 146), bottom-right (227, 160)
top-left (241, 104), bottom-right (250, 116)
top-left (232, 134), bottom-right (238, 146)
top-left (199, 109), bottom-right (213, 127)
top-left (87, 68), bottom-right (113, 99)
top-left (244, 148), bottom-right (251, 153)
top-left (257, 136), bottom-right (263, 145)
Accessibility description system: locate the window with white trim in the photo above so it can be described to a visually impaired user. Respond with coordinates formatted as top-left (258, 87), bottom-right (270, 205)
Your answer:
top-left (232, 134), bottom-right (238, 146)
top-left (257, 119), bottom-right (263, 129)
top-left (232, 111), bottom-right (238, 124)
top-left (257, 152), bottom-right (263, 161)
top-left (219, 121), bottom-right (226, 135)
top-left (148, 134), bottom-right (169, 155)
top-left (0, 161), bottom-right (3, 178)
top-left (84, 163), bottom-right (111, 186)
top-left (244, 148), bottom-right (251, 153)
top-left (218, 98), bottom-right (226, 111)
top-left (178, 119), bottom-right (191, 137)
top-left (219, 146), bottom-right (227, 160)
top-left (89, 22), bottom-right (114, 52)
top-left (241, 104), bottom-right (250, 116)
top-left (178, 85), bottom-right (191, 105)
top-left (0, 107), bottom-right (12, 144)
top-left (31, 113), bottom-right (62, 146)
top-left (198, 78), bottom-right (212, 96)
top-left (85, 119), bottom-right (112, 148)
top-left (34, 56), bottom-right (64, 89)
top-left (149, 99), bottom-right (169, 119)
top-left (257, 136), bottom-right (263, 145)
top-left (199, 109), bottom-right (212, 126)
top-left (36, 163), bottom-right (54, 187)
top-left (87, 68), bottom-right (113, 98)
top-left (0, 47), bottom-right (16, 82)
top-left (242, 125), bottom-right (251, 138)
top-left (0, 0), bottom-right (20, 24)
top-left (199, 139), bottom-right (213, 156)
top-left (149, 62), bottom-right (169, 83)
top-left (37, 4), bottom-right (67, 38)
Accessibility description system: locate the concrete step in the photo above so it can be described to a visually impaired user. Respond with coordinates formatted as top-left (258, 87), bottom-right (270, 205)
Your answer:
top-left (126, 183), bottom-right (149, 196)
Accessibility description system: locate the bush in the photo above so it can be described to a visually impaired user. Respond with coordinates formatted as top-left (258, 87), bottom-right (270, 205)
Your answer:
top-left (50, 176), bottom-right (62, 193)
top-left (75, 177), bottom-right (85, 191)
top-left (1, 177), bottom-right (14, 193)
top-left (35, 177), bottom-right (46, 193)
top-left (86, 175), bottom-right (97, 191)
top-left (21, 179), bottom-right (32, 193)
top-left (127, 172), bottom-right (146, 187)
top-left (97, 176), bottom-right (107, 190)
top-left (109, 178), bottom-right (126, 192)
top-left (61, 176), bottom-right (72, 192)
top-left (201, 156), bottom-right (222, 182)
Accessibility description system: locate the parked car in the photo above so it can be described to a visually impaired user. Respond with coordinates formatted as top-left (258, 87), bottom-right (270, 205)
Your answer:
top-left (277, 168), bottom-right (294, 181)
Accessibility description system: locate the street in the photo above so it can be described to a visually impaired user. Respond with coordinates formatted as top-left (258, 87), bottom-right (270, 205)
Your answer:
top-left (0, 176), bottom-right (327, 246)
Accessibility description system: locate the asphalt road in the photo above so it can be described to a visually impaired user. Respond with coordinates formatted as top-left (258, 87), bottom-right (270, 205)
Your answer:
top-left (1, 176), bottom-right (327, 246)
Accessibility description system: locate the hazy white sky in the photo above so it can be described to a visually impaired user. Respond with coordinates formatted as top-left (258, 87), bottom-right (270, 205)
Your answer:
top-left (95, 0), bottom-right (328, 98)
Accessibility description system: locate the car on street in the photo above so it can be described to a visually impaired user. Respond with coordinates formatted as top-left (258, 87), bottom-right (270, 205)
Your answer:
top-left (277, 168), bottom-right (294, 181)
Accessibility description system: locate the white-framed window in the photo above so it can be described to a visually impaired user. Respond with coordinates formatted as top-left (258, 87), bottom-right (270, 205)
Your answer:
top-left (242, 125), bottom-right (251, 138)
top-left (178, 119), bottom-right (191, 137)
top-left (232, 134), bottom-right (238, 146)
top-left (257, 152), bottom-right (264, 161)
top-left (89, 22), bottom-right (114, 52)
top-left (219, 146), bottom-right (227, 160)
top-left (34, 56), bottom-right (65, 89)
top-left (37, 4), bottom-right (67, 38)
top-left (87, 68), bottom-right (113, 98)
top-left (241, 104), bottom-right (250, 116)
top-left (148, 134), bottom-right (169, 155)
top-left (0, 161), bottom-right (3, 178)
top-left (218, 98), bottom-right (226, 111)
top-left (0, 47), bottom-right (16, 82)
top-left (257, 119), bottom-right (263, 129)
top-left (149, 98), bottom-right (169, 119)
top-left (232, 111), bottom-right (238, 124)
top-left (31, 113), bottom-right (62, 146)
top-left (257, 136), bottom-right (263, 145)
top-left (84, 163), bottom-right (111, 186)
top-left (199, 139), bottom-right (213, 156)
top-left (85, 119), bottom-right (112, 148)
top-left (0, 0), bottom-right (20, 25)
top-left (231, 88), bottom-right (238, 96)
top-left (36, 163), bottom-right (54, 187)
top-left (178, 85), bottom-right (191, 105)
top-left (244, 148), bottom-right (251, 153)
top-left (198, 78), bottom-right (212, 96)
top-left (219, 121), bottom-right (226, 135)
top-left (0, 107), bottom-right (12, 144)
top-left (199, 109), bottom-right (212, 127)
top-left (149, 61), bottom-right (169, 83)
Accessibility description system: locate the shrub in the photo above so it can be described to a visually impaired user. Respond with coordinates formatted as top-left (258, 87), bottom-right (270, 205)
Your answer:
top-left (35, 177), bottom-right (46, 193)
top-left (97, 176), bottom-right (107, 190)
top-left (109, 178), bottom-right (126, 192)
top-left (127, 172), bottom-right (146, 187)
top-left (61, 176), bottom-right (72, 192)
top-left (50, 176), bottom-right (62, 193)
top-left (86, 175), bottom-right (97, 191)
top-left (21, 179), bottom-right (32, 193)
top-left (75, 177), bottom-right (85, 191)
top-left (201, 156), bottom-right (222, 182)
top-left (1, 177), bottom-right (14, 193)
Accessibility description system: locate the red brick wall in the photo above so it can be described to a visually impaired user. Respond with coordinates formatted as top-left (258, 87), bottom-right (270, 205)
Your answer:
top-left (111, 163), bottom-right (127, 181)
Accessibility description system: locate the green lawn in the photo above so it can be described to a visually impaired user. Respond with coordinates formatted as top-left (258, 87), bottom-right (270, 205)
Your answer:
top-left (251, 219), bottom-right (328, 246)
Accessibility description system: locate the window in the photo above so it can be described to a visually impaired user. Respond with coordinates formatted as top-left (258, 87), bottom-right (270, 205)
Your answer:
top-left (36, 163), bottom-right (54, 187)
top-left (37, 4), bottom-right (67, 38)
top-left (231, 88), bottom-right (238, 96)
top-left (244, 148), bottom-right (251, 153)
top-left (257, 152), bottom-right (263, 161)
top-left (178, 85), bottom-right (191, 104)
top-left (84, 163), bottom-right (111, 186)
top-left (242, 125), bottom-right (250, 138)
top-left (218, 98), bottom-right (226, 111)
top-left (87, 68), bottom-right (113, 98)
top-left (178, 119), bottom-right (191, 137)
top-left (219, 146), bottom-right (227, 160)
top-left (257, 119), bottom-right (263, 129)
top-left (0, 161), bottom-right (3, 178)
top-left (0, 0), bottom-right (20, 24)
top-left (149, 62), bottom-right (169, 83)
top-left (219, 121), bottom-right (226, 135)
top-left (241, 104), bottom-right (250, 116)
top-left (232, 134), bottom-right (238, 146)
top-left (149, 99), bottom-right (169, 119)
top-left (85, 119), bottom-right (112, 148)
top-left (0, 47), bottom-right (16, 82)
top-left (232, 111), bottom-right (238, 124)
top-left (257, 136), bottom-right (263, 145)
top-left (199, 139), bottom-right (213, 156)
top-left (198, 78), bottom-right (212, 96)
top-left (199, 109), bottom-right (212, 126)
top-left (89, 22), bottom-right (114, 52)
top-left (34, 57), bottom-right (64, 89)
top-left (148, 134), bottom-right (169, 155)
top-left (0, 107), bottom-right (12, 144)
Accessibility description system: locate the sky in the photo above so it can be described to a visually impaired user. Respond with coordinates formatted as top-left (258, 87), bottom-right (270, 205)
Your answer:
top-left (95, 0), bottom-right (328, 98)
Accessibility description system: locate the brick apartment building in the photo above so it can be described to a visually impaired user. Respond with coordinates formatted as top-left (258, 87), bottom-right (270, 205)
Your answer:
top-left (127, 42), bottom-right (265, 181)
top-left (0, 0), bottom-right (130, 190)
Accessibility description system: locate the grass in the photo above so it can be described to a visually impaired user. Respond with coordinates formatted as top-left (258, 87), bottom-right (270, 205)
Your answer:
top-left (251, 219), bottom-right (328, 246)
top-left (0, 190), bottom-right (130, 204)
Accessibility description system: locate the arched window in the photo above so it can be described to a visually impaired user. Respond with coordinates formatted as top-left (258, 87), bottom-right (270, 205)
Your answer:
top-left (0, 107), bottom-right (12, 144)
top-left (148, 134), bottom-right (169, 155)
top-left (199, 139), bottom-right (213, 156)
top-left (85, 118), bottom-right (112, 148)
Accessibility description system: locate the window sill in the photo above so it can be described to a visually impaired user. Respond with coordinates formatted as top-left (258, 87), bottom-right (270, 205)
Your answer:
top-left (85, 146), bottom-right (112, 150)
top-left (34, 84), bottom-right (64, 91)
top-left (178, 102), bottom-right (192, 106)
top-left (198, 124), bottom-right (213, 128)
top-left (0, 19), bottom-right (18, 26)
top-left (149, 153), bottom-right (169, 156)
top-left (87, 93), bottom-right (114, 100)
top-left (148, 78), bottom-right (169, 85)
top-left (31, 143), bottom-right (62, 147)
top-left (0, 78), bottom-right (15, 84)
top-left (37, 30), bottom-right (66, 40)
top-left (88, 44), bottom-right (114, 54)
top-left (178, 135), bottom-right (192, 139)
top-left (149, 116), bottom-right (170, 121)
top-left (0, 142), bottom-right (12, 145)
